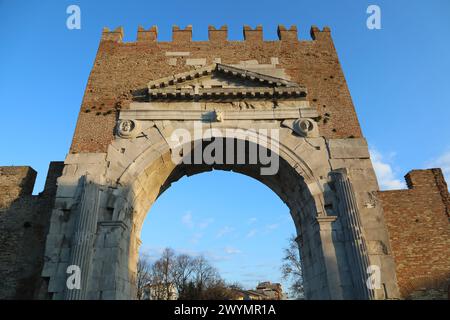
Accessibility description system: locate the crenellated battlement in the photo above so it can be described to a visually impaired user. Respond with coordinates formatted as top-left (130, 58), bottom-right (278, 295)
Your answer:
top-left (137, 25), bottom-right (157, 42)
top-left (172, 25), bottom-right (193, 42)
top-left (310, 25), bottom-right (331, 41)
top-left (100, 25), bottom-right (332, 43)
top-left (101, 26), bottom-right (124, 42)
top-left (243, 24), bottom-right (263, 42)
top-left (208, 25), bottom-right (228, 42)
top-left (277, 25), bottom-right (298, 41)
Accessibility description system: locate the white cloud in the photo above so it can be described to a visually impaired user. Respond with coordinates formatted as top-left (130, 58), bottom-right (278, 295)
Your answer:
top-left (216, 226), bottom-right (234, 238)
top-left (266, 223), bottom-right (280, 230)
top-left (369, 149), bottom-right (406, 190)
top-left (198, 218), bottom-right (214, 229)
top-left (427, 150), bottom-right (450, 186)
top-left (248, 217), bottom-right (257, 224)
top-left (182, 212), bottom-right (213, 230)
top-left (224, 246), bottom-right (242, 255)
top-left (190, 232), bottom-right (203, 244)
top-left (139, 246), bottom-right (166, 262)
top-left (246, 229), bottom-right (257, 238)
top-left (181, 212), bottom-right (194, 228)
top-left (170, 248), bottom-right (230, 262)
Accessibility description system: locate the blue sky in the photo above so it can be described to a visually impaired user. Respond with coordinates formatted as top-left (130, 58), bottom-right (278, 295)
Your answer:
top-left (140, 170), bottom-right (295, 290)
top-left (1, 0), bottom-right (449, 291)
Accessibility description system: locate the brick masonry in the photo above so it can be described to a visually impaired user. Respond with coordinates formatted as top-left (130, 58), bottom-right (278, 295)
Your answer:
top-left (70, 25), bottom-right (362, 153)
top-left (378, 169), bottom-right (450, 299)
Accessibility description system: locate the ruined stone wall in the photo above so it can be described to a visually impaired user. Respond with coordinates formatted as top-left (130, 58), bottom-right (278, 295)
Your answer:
top-left (378, 169), bottom-right (450, 299)
top-left (70, 25), bottom-right (363, 153)
top-left (0, 162), bottom-right (63, 299)
top-left (0, 167), bottom-right (36, 209)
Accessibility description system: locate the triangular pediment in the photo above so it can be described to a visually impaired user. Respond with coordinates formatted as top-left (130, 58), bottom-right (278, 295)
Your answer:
top-left (146, 63), bottom-right (307, 101)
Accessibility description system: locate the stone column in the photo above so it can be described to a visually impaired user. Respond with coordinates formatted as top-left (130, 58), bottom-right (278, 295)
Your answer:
top-left (331, 168), bottom-right (374, 300)
top-left (315, 216), bottom-right (345, 299)
top-left (297, 213), bottom-right (346, 299)
top-left (65, 176), bottom-right (101, 300)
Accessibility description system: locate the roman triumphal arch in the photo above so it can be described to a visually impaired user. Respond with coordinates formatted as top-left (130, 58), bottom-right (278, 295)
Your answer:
top-left (42, 60), bottom-right (401, 300)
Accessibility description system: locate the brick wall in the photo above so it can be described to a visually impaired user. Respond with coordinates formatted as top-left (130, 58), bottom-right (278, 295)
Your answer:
top-left (378, 169), bottom-right (450, 299)
top-left (0, 162), bottom-right (63, 299)
top-left (69, 25), bottom-right (363, 153)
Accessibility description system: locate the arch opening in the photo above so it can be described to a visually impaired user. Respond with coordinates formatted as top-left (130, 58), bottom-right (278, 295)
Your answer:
top-left (116, 136), bottom-right (330, 299)
top-left (138, 169), bottom-right (298, 299)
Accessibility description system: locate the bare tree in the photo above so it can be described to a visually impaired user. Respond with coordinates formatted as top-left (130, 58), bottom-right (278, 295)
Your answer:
top-left (136, 253), bottom-right (152, 300)
top-left (151, 248), bottom-right (176, 300)
top-left (175, 254), bottom-right (226, 299)
top-left (281, 235), bottom-right (304, 299)
top-left (192, 255), bottom-right (219, 296)
top-left (201, 278), bottom-right (239, 300)
top-left (140, 248), bottom-right (238, 300)
top-left (172, 254), bottom-right (196, 298)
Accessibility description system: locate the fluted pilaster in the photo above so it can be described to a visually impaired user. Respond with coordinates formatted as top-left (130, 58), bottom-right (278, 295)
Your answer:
top-left (332, 168), bottom-right (374, 300)
top-left (65, 176), bottom-right (101, 300)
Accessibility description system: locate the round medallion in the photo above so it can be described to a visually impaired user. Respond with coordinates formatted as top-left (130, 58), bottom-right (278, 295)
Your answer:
top-left (117, 120), bottom-right (137, 138)
top-left (294, 118), bottom-right (315, 136)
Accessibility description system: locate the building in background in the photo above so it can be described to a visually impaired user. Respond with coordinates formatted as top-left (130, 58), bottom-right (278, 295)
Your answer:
top-left (142, 282), bottom-right (178, 300)
top-left (232, 281), bottom-right (286, 300)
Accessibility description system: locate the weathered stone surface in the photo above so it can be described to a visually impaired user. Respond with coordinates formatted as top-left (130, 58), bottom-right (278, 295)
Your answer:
top-left (186, 58), bottom-right (206, 66)
top-left (327, 138), bottom-right (370, 159)
top-left (165, 51), bottom-right (190, 56)
top-left (65, 153), bottom-right (107, 165)
top-left (0, 162), bottom-right (63, 299)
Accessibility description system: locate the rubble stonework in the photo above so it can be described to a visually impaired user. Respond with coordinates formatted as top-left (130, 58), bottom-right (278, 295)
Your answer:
top-left (0, 25), bottom-right (448, 300)
top-left (0, 163), bottom-right (63, 299)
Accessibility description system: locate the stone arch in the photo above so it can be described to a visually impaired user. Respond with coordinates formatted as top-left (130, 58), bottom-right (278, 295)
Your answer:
top-left (40, 118), bottom-right (402, 299)
top-left (39, 117), bottom-right (403, 300)
top-left (119, 127), bottom-right (325, 218)
top-left (104, 126), bottom-right (341, 300)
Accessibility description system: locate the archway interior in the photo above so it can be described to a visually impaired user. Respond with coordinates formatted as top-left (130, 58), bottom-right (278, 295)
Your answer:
top-left (139, 169), bottom-right (296, 291)
top-left (125, 137), bottom-right (322, 298)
